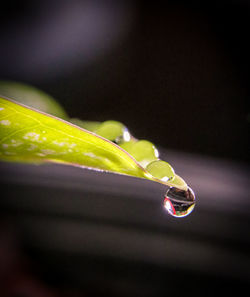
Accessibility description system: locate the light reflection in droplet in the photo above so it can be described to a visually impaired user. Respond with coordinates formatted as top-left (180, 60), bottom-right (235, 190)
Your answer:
top-left (115, 127), bottom-right (131, 144)
top-left (164, 186), bottom-right (196, 218)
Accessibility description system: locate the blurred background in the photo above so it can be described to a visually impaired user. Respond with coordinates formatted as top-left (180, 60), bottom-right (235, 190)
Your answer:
top-left (0, 0), bottom-right (250, 296)
top-left (1, 0), bottom-right (249, 161)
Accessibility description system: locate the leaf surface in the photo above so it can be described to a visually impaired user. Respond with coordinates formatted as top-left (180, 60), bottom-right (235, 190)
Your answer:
top-left (0, 97), bottom-right (187, 190)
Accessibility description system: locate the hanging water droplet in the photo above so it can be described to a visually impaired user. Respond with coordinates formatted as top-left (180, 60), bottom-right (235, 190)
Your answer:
top-left (164, 186), bottom-right (196, 218)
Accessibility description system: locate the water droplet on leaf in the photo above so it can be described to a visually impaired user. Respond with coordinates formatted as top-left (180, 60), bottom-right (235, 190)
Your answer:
top-left (96, 120), bottom-right (130, 143)
top-left (146, 160), bottom-right (174, 181)
top-left (126, 140), bottom-right (159, 167)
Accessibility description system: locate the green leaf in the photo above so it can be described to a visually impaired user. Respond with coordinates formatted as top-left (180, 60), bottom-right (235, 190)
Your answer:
top-left (0, 97), bottom-right (188, 190)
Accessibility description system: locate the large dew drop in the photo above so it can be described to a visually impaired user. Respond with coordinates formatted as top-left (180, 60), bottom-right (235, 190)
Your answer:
top-left (164, 187), bottom-right (196, 218)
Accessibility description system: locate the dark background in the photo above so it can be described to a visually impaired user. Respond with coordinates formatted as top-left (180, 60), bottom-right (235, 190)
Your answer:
top-left (0, 0), bottom-right (249, 161)
top-left (0, 1), bottom-right (250, 296)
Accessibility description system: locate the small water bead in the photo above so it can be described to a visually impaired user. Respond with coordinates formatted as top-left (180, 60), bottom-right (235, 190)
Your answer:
top-left (146, 160), bottom-right (174, 182)
top-left (95, 120), bottom-right (130, 144)
top-left (164, 187), bottom-right (196, 218)
top-left (125, 140), bottom-right (159, 167)
top-left (115, 127), bottom-right (131, 144)
top-left (169, 174), bottom-right (187, 188)
top-left (120, 140), bottom-right (136, 151)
